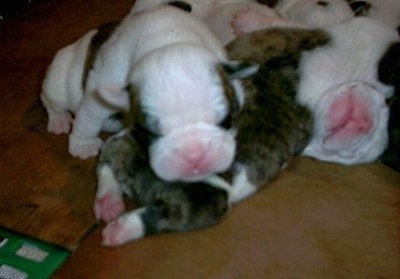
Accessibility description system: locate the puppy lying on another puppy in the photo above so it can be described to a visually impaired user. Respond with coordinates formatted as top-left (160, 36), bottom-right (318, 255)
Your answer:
top-left (41, 4), bottom-right (260, 184)
top-left (231, 10), bottom-right (399, 165)
top-left (96, 27), bottom-right (329, 246)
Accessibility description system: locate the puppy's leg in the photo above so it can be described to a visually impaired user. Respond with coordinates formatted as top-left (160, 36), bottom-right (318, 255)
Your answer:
top-left (94, 164), bottom-right (125, 223)
top-left (102, 183), bottom-right (228, 246)
top-left (68, 92), bottom-right (115, 158)
top-left (102, 208), bottom-right (146, 246)
top-left (40, 92), bottom-right (73, 135)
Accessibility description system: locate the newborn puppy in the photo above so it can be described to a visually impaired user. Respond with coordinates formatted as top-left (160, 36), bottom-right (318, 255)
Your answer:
top-left (41, 22), bottom-right (121, 135)
top-left (70, 5), bottom-right (229, 160)
top-left (298, 17), bottom-right (399, 165)
top-left (43, 4), bottom-right (257, 184)
top-left (87, 6), bottom-right (257, 184)
top-left (96, 129), bottom-right (228, 246)
top-left (213, 27), bottom-right (329, 203)
top-left (95, 27), bottom-right (328, 246)
top-left (378, 42), bottom-right (400, 171)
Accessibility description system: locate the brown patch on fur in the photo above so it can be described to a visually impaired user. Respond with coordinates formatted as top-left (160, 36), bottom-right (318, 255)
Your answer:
top-left (225, 27), bottom-right (330, 186)
top-left (82, 21), bottom-right (120, 90)
top-left (98, 132), bottom-right (228, 236)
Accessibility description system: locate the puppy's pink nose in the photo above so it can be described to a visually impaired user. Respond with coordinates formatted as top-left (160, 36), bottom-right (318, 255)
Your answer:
top-left (179, 142), bottom-right (207, 166)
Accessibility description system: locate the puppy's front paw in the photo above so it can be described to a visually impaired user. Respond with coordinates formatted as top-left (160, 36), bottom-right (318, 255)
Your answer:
top-left (68, 136), bottom-right (103, 159)
top-left (102, 209), bottom-right (146, 246)
top-left (47, 111), bottom-right (73, 135)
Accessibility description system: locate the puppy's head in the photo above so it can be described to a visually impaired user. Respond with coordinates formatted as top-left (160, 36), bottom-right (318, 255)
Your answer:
top-left (303, 82), bottom-right (389, 164)
top-left (105, 44), bottom-right (258, 182)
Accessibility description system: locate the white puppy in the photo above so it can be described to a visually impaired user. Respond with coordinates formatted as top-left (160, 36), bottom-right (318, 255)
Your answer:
top-left (298, 17), bottom-right (399, 164)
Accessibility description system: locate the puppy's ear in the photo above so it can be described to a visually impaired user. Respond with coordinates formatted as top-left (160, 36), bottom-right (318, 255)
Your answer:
top-left (221, 61), bottom-right (259, 80)
top-left (167, 1), bottom-right (192, 12)
top-left (348, 1), bottom-right (371, 16)
top-left (96, 85), bottom-right (130, 111)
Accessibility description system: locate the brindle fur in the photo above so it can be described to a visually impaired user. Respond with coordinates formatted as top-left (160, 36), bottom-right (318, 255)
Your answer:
top-left (82, 21), bottom-right (120, 89)
top-left (98, 131), bottom-right (228, 236)
top-left (98, 27), bottom-right (331, 237)
top-left (224, 27), bottom-right (331, 186)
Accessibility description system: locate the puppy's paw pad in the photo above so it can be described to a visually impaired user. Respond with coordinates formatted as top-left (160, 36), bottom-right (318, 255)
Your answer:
top-left (94, 193), bottom-right (125, 222)
top-left (102, 212), bottom-right (145, 246)
top-left (47, 111), bottom-right (72, 134)
top-left (68, 137), bottom-right (103, 159)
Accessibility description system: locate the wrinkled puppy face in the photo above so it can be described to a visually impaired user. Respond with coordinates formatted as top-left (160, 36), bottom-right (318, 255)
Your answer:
top-left (303, 82), bottom-right (389, 164)
top-left (128, 45), bottom-right (257, 182)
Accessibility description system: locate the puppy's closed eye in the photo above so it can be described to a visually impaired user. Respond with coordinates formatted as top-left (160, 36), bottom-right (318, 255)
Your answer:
top-left (218, 113), bottom-right (233, 130)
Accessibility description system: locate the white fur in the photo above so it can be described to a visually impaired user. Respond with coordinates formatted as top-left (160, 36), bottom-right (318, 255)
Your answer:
top-left (41, 30), bottom-right (97, 135)
top-left (298, 17), bottom-right (399, 164)
top-left (228, 0), bottom-right (355, 39)
top-left (275, 0), bottom-right (354, 27)
top-left (205, 164), bottom-right (258, 204)
top-left (102, 208), bottom-right (146, 246)
top-left (298, 17), bottom-right (398, 107)
top-left (149, 123), bottom-right (236, 182)
top-left (132, 0), bottom-right (287, 45)
top-left (229, 164), bottom-right (258, 203)
top-left (68, 5), bottom-right (233, 163)
top-left (94, 164), bottom-right (125, 222)
top-left (302, 82), bottom-right (389, 164)
top-left (351, 0), bottom-right (400, 30)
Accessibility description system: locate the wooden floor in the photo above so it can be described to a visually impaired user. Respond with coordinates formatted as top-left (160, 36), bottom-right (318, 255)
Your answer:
top-left (0, 0), bottom-right (136, 250)
top-left (1, 0), bottom-right (400, 278)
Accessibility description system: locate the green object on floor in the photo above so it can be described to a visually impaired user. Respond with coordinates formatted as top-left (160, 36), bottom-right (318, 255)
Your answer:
top-left (0, 227), bottom-right (70, 279)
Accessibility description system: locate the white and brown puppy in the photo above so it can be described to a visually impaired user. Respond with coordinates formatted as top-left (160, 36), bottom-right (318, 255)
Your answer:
top-left (88, 5), bottom-right (257, 182)
top-left (228, 15), bottom-right (399, 165)
top-left (95, 28), bottom-right (327, 246)
top-left (70, 5), bottom-right (230, 161)
top-left (42, 4), bottom-right (257, 183)
top-left (96, 129), bottom-right (229, 246)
